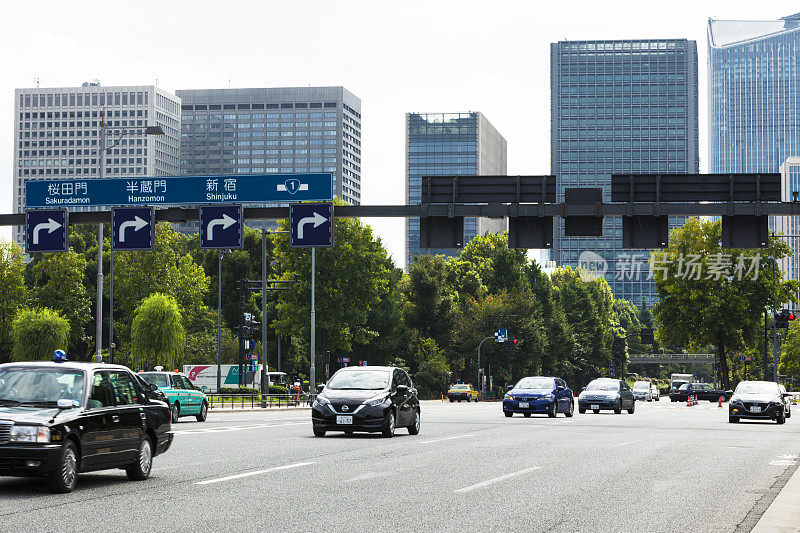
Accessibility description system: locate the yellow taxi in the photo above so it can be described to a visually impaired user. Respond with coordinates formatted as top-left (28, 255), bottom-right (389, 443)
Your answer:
top-left (447, 383), bottom-right (479, 402)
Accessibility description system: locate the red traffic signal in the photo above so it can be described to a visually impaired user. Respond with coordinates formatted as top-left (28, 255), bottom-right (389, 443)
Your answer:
top-left (790, 313), bottom-right (795, 321)
top-left (511, 339), bottom-right (518, 345)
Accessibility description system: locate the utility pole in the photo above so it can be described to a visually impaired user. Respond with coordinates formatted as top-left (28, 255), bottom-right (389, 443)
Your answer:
top-left (238, 279), bottom-right (246, 387)
top-left (310, 248), bottom-right (316, 401)
top-left (261, 229), bottom-right (268, 408)
top-left (217, 250), bottom-right (223, 392)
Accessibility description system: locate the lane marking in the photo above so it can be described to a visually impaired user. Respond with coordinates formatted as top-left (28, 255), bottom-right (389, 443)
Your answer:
top-left (610, 441), bottom-right (636, 447)
top-left (455, 466), bottom-right (541, 493)
top-left (156, 459), bottom-right (224, 471)
top-left (195, 461), bottom-right (315, 485)
top-left (343, 471), bottom-right (398, 483)
top-left (173, 421), bottom-right (305, 436)
top-left (419, 434), bottom-right (475, 444)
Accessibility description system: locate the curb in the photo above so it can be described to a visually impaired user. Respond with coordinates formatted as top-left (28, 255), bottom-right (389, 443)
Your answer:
top-left (751, 460), bottom-right (800, 532)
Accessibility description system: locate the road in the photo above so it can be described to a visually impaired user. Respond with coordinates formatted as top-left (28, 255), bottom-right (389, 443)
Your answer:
top-left (1, 399), bottom-right (799, 532)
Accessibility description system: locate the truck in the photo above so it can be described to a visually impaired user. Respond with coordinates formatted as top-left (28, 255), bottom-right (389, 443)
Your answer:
top-left (183, 364), bottom-right (289, 392)
top-left (670, 373), bottom-right (695, 392)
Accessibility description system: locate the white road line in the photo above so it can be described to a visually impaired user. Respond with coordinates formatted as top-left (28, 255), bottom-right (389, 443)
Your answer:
top-left (195, 461), bottom-right (315, 485)
top-left (610, 441), bottom-right (636, 447)
top-left (420, 434), bottom-right (475, 444)
top-left (156, 459), bottom-right (224, 471)
top-left (455, 466), bottom-right (541, 493)
top-left (173, 421), bottom-right (306, 436)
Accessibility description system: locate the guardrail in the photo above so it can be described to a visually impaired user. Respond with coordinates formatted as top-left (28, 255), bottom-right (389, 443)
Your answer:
top-left (207, 393), bottom-right (310, 410)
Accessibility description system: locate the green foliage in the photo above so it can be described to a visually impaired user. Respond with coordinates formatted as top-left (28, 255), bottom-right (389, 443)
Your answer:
top-left (780, 320), bottom-right (800, 378)
top-left (219, 386), bottom-right (259, 395)
top-left (412, 336), bottom-right (450, 399)
top-left (11, 307), bottom-right (70, 362)
top-left (182, 329), bottom-right (240, 366)
top-left (402, 254), bottom-right (458, 350)
top-left (652, 218), bottom-right (796, 388)
top-left (131, 293), bottom-right (186, 371)
top-left (26, 248), bottom-right (92, 357)
top-left (0, 242), bottom-right (27, 363)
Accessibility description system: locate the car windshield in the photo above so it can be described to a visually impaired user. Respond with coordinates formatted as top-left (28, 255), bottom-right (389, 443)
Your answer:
top-left (515, 378), bottom-right (555, 390)
top-left (451, 385), bottom-right (468, 390)
top-left (139, 373), bottom-right (169, 388)
top-left (633, 382), bottom-right (650, 390)
top-left (679, 383), bottom-right (690, 391)
top-left (326, 370), bottom-right (390, 390)
top-left (0, 367), bottom-right (85, 406)
top-left (586, 380), bottom-right (619, 391)
top-left (735, 381), bottom-right (781, 396)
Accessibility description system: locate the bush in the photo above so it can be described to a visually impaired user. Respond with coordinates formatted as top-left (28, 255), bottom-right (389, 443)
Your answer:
top-left (11, 307), bottom-right (70, 362)
top-left (218, 386), bottom-right (259, 395)
top-left (269, 385), bottom-right (288, 395)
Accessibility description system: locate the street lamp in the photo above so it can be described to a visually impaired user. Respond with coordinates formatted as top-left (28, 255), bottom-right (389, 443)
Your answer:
top-left (94, 106), bottom-right (165, 363)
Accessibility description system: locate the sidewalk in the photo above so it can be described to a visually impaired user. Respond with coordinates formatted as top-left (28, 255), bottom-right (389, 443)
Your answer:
top-left (752, 464), bottom-right (800, 532)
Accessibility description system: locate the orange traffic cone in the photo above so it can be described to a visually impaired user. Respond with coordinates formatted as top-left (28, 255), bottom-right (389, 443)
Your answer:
top-left (686, 395), bottom-right (692, 407)
top-left (718, 396), bottom-right (723, 407)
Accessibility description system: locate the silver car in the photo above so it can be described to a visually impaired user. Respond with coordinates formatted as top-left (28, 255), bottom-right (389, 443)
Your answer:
top-left (633, 381), bottom-right (659, 402)
top-left (779, 384), bottom-right (792, 418)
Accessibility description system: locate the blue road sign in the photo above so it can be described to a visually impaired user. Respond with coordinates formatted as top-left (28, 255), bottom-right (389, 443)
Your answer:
top-left (112, 207), bottom-right (154, 251)
top-left (496, 329), bottom-right (508, 342)
top-left (25, 209), bottom-right (68, 253)
top-left (24, 173), bottom-right (333, 208)
top-left (290, 203), bottom-right (334, 248)
top-left (199, 205), bottom-right (242, 249)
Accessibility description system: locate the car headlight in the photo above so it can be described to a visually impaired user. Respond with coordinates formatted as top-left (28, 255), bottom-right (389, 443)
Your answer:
top-left (505, 395), bottom-right (514, 400)
top-left (10, 425), bottom-right (50, 443)
top-left (313, 395), bottom-right (331, 408)
top-left (540, 394), bottom-right (554, 401)
top-left (364, 395), bottom-right (390, 407)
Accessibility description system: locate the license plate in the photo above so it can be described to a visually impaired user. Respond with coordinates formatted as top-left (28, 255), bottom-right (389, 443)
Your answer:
top-left (336, 415), bottom-right (353, 424)
top-left (749, 406), bottom-right (761, 413)
top-left (591, 404), bottom-right (600, 410)
top-left (518, 402), bottom-right (529, 408)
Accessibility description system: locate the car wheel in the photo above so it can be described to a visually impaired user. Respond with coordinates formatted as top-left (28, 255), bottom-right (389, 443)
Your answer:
top-left (458, 399), bottom-right (462, 403)
top-left (548, 402), bottom-right (557, 418)
top-left (381, 410), bottom-right (396, 438)
top-left (313, 427), bottom-right (326, 437)
top-left (578, 406), bottom-right (586, 414)
top-left (171, 403), bottom-right (180, 423)
top-left (48, 441), bottom-right (79, 493)
top-left (627, 401), bottom-right (635, 414)
top-left (777, 411), bottom-right (786, 425)
top-left (656, 396), bottom-right (660, 401)
top-left (523, 413), bottom-right (532, 417)
top-left (614, 400), bottom-right (622, 414)
top-left (408, 408), bottom-right (421, 435)
top-left (126, 436), bottom-right (153, 481)
top-left (565, 400), bottom-right (574, 418)
top-left (195, 401), bottom-right (208, 422)
top-left (504, 411), bottom-right (513, 417)
top-left (592, 409), bottom-right (600, 414)
top-left (728, 415), bottom-right (739, 423)
top-left (786, 408), bottom-right (791, 419)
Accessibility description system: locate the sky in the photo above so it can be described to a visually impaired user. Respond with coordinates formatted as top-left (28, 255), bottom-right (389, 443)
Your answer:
top-left (1, 0), bottom-right (798, 267)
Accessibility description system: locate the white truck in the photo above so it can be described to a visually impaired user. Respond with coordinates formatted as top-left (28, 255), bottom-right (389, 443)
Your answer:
top-left (183, 364), bottom-right (289, 392)
top-left (670, 373), bottom-right (695, 392)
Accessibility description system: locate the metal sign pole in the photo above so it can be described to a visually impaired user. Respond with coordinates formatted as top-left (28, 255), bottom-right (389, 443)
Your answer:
top-left (217, 250), bottom-right (222, 392)
top-left (261, 229), bottom-right (268, 408)
top-left (310, 247), bottom-right (316, 402)
top-left (94, 223), bottom-right (103, 362)
top-left (109, 245), bottom-right (114, 364)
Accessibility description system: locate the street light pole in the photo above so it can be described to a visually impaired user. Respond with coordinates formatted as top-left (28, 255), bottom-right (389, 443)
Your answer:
top-left (217, 250), bottom-right (224, 392)
top-left (261, 229), bottom-right (268, 408)
top-left (772, 257), bottom-right (779, 382)
top-left (477, 336), bottom-right (494, 394)
top-left (310, 247), bottom-right (316, 402)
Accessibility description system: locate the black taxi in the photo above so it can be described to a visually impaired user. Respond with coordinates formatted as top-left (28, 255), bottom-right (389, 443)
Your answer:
top-left (0, 358), bottom-right (173, 492)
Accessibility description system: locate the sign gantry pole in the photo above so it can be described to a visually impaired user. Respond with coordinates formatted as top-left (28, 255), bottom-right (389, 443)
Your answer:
top-left (310, 247), bottom-right (316, 402)
top-left (261, 229), bottom-right (268, 408)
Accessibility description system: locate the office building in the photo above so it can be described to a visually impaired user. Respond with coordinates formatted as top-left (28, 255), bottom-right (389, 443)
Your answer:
top-left (405, 112), bottom-right (508, 270)
top-left (777, 157), bottom-right (800, 281)
top-left (550, 39), bottom-right (699, 305)
top-left (176, 87), bottom-right (361, 232)
top-left (12, 83), bottom-right (181, 247)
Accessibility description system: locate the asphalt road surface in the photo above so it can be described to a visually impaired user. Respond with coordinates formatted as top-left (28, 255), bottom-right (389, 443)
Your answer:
top-left (1, 399), bottom-right (799, 533)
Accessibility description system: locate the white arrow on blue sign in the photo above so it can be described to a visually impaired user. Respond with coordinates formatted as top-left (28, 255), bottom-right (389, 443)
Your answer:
top-left (290, 203), bottom-right (334, 248)
top-left (112, 207), bottom-right (154, 251)
top-left (25, 209), bottom-right (68, 253)
top-left (199, 205), bottom-right (242, 249)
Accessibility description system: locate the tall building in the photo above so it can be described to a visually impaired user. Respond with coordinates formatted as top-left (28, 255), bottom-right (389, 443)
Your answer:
top-left (708, 14), bottom-right (800, 175)
top-left (708, 14), bottom-right (800, 280)
top-left (777, 157), bottom-right (800, 281)
top-left (12, 83), bottom-right (181, 246)
top-left (405, 112), bottom-right (507, 270)
top-left (176, 87), bottom-right (361, 227)
top-left (550, 39), bottom-right (699, 305)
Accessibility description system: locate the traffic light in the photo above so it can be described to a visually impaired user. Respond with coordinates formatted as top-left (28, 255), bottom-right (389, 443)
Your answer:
top-left (775, 310), bottom-right (796, 329)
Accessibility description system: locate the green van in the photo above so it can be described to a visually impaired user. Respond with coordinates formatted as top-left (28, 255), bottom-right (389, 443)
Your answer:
top-left (139, 371), bottom-right (208, 423)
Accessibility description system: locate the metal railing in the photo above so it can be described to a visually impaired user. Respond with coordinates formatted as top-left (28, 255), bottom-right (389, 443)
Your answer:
top-left (207, 393), bottom-right (310, 410)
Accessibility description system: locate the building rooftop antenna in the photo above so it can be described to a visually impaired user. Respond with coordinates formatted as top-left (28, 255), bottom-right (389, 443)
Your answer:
top-left (34, 76), bottom-right (40, 88)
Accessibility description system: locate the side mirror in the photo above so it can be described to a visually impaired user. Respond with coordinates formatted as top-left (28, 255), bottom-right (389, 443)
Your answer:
top-left (783, 392), bottom-right (791, 398)
top-left (57, 399), bottom-right (75, 409)
top-left (507, 385), bottom-right (514, 391)
top-left (149, 383), bottom-right (159, 392)
top-left (557, 385), bottom-right (565, 390)
top-left (396, 384), bottom-right (409, 394)
top-left (316, 383), bottom-right (325, 393)
top-left (582, 387), bottom-right (586, 391)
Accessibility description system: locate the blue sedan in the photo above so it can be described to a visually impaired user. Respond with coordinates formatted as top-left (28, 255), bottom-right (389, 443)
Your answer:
top-left (503, 376), bottom-right (574, 418)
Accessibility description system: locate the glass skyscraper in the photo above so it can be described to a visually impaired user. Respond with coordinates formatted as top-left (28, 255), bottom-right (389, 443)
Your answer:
top-left (405, 112), bottom-right (507, 270)
top-left (550, 39), bottom-right (699, 305)
top-left (708, 14), bottom-right (800, 281)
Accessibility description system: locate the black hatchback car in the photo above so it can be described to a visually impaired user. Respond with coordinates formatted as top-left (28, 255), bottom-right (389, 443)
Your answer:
top-left (0, 360), bottom-right (173, 492)
top-left (311, 366), bottom-right (420, 437)
top-left (729, 380), bottom-right (790, 424)
top-left (669, 382), bottom-right (732, 403)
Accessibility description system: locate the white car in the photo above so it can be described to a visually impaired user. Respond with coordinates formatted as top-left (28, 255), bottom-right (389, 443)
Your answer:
top-left (632, 381), bottom-right (660, 402)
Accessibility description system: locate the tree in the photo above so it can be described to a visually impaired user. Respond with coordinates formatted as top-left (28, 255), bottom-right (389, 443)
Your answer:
top-left (11, 308), bottom-right (70, 362)
top-left (527, 261), bottom-right (573, 375)
top-left (272, 210), bottom-right (396, 374)
top-left (457, 232), bottom-right (529, 295)
top-left (114, 223), bottom-right (212, 341)
top-left (402, 254), bottom-right (459, 351)
top-left (131, 293), bottom-right (186, 371)
top-left (651, 217), bottom-right (796, 389)
top-left (780, 320), bottom-right (800, 379)
top-left (0, 242), bottom-right (27, 363)
top-left (26, 249), bottom-right (92, 358)
top-left (411, 336), bottom-right (450, 399)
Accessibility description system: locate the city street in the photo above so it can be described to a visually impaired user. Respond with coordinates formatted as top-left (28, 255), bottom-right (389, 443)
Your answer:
top-left (1, 399), bottom-right (799, 532)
